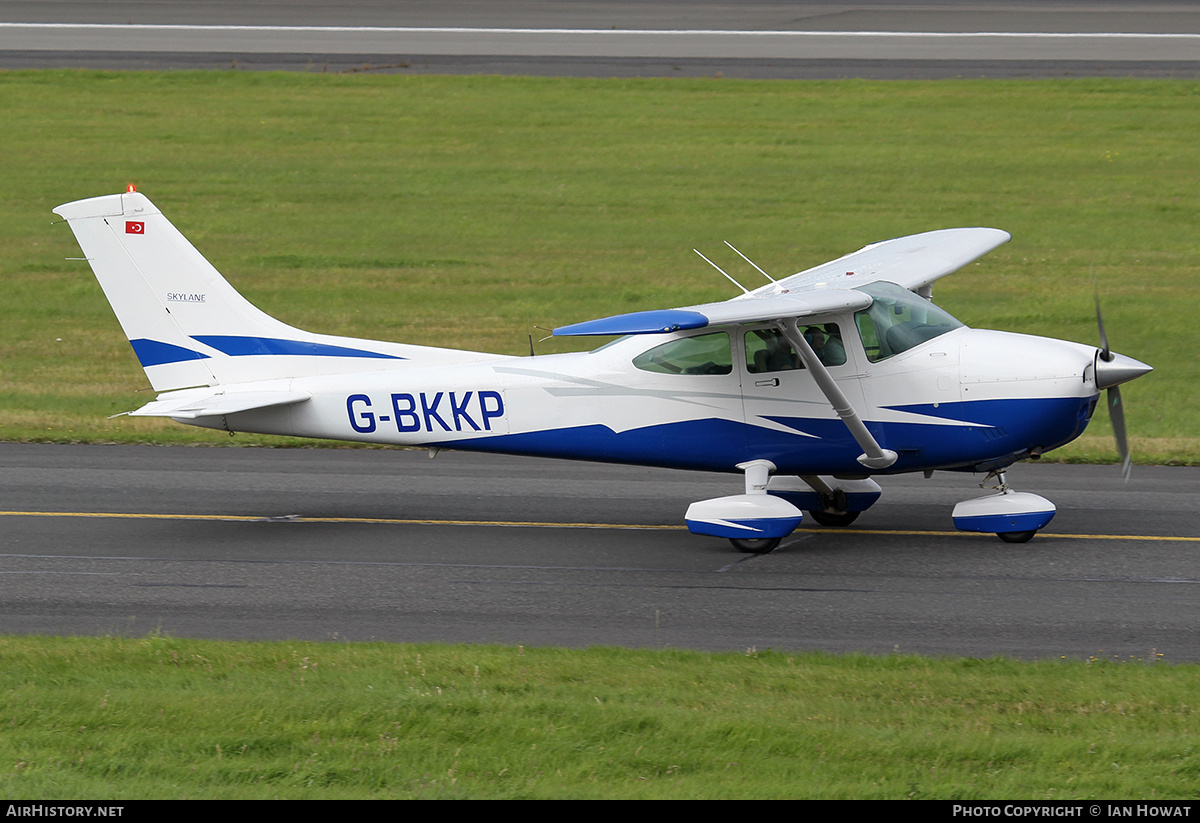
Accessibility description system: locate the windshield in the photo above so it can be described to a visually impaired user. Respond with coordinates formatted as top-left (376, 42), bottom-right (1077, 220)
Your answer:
top-left (853, 281), bottom-right (963, 362)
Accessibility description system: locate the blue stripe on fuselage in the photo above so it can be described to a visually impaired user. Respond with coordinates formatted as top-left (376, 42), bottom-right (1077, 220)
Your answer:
top-left (191, 336), bottom-right (404, 359)
top-left (876, 396), bottom-right (1097, 464)
top-left (129, 336), bottom-right (405, 367)
top-left (442, 396), bottom-right (1098, 474)
top-left (129, 338), bottom-right (211, 367)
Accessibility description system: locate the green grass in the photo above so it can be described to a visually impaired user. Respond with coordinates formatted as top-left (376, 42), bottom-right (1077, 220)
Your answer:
top-left (2, 71), bottom-right (1197, 462)
top-left (1, 635), bottom-right (1198, 799)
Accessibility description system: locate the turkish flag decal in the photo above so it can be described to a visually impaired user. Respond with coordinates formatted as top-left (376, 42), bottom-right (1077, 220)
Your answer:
top-left (125, 221), bottom-right (145, 234)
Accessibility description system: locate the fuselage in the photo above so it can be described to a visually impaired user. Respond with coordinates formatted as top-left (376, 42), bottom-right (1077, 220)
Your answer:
top-left (208, 314), bottom-right (1102, 478)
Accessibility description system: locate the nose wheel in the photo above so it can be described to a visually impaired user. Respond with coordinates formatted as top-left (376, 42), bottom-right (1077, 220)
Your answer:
top-left (997, 530), bottom-right (1037, 544)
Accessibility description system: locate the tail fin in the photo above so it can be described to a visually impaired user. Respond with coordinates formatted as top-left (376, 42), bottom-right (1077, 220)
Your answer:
top-left (54, 191), bottom-right (491, 392)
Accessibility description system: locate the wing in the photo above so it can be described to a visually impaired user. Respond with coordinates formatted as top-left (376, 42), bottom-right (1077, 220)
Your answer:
top-left (764, 227), bottom-right (1011, 295)
top-left (552, 288), bottom-right (870, 337)
top-left (553, 228), bottom-right (1008, 337)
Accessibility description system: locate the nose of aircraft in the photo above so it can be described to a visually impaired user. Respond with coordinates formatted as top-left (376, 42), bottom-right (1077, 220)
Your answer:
top-left (1093, 350), bottom-right (1153, 390)
top-left (1088, 348), bottom-right (1152, 482)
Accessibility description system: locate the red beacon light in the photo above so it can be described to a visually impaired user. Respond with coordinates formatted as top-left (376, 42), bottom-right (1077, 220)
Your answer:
top-left (126, 184), bottom-right (137, 193)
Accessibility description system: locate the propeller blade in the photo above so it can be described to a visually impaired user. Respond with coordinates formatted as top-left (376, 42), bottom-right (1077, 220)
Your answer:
top-left (1107, 385), bottom-right (1131, 483)
top-left (1094, 283), bottom-right (1113, 362)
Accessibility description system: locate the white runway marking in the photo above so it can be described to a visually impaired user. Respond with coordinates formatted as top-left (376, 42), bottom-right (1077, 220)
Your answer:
top-left (6, 22), bottom-right (1194, 61)
top-left (1, 24), bottom-right (1197, 39)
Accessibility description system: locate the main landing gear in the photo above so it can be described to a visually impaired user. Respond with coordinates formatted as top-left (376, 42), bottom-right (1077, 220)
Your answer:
top-left (685, 463), bottom-right (882, 553)
top-left (951, 469), bottom-right (1056, 543)
top-left (769, 475), bottom-right (879, 532)
top-left (806, 509), bottom-right (861, 528)
top-left (687, 462), bottom-right (1056, 551)
top-left (728, 536), bottom-right (783, 554)
top-left (684, 460), bottom-right (805, 554)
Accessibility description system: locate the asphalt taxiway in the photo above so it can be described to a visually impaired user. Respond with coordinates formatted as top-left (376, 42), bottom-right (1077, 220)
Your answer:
top-left (3, 443), bottom-right (1198, 660)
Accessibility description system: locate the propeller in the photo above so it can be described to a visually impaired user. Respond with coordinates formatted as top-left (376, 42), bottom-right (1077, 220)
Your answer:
top-left (1092, 287), bottom-right (1152, 482)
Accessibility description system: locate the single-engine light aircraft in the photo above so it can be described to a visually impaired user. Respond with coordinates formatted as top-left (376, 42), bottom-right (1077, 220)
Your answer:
top-left (54, 190), bottom-right (1152, 552)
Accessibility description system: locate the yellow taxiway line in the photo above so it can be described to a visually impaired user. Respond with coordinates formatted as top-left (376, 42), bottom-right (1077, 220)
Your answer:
top-left (1, 510), bottom-right (1198, 542)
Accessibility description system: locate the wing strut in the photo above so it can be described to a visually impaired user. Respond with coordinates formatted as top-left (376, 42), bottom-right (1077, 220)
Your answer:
top-left (777, 319), bottom-right (898, 470)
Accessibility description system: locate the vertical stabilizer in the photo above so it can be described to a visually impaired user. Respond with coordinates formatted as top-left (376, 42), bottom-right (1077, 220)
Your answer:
top-left (54, 191), bottom-right (486, 392)
top-left (55, 192), bottom-right (247, 390)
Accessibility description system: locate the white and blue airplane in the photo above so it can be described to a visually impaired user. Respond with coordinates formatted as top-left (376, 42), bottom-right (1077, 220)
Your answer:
top-left (54, 189), bottom-right (1152, 552)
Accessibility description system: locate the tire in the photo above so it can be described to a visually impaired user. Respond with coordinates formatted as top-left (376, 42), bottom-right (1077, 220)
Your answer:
top-left (729, 537), bottom-right (782, 553)
top-left (807, 510), bottom-right (860, 527)
top-left (997, 530), bottom-right (1037, 544)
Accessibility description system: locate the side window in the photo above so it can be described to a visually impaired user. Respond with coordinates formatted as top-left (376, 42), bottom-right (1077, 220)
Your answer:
top-left (633, 332), bottom-right (732, 375)
top-left (746, 329), bottom-right (799, 373)
top-left (800, 323), bottom-right (846, 367)
top-left (745, 325), bottom-right (846, 373)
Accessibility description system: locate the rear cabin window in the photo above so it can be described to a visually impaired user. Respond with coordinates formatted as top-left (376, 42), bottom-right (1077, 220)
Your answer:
top-left (745, 325), bottom-right (846, 373)
top-left (632, 332), bottom-right (732, 375)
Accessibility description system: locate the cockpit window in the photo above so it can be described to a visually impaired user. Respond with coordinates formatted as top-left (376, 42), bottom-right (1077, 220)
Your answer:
top-left (633, 331), bottom-right (732, 375)
top-left (854, 281), bottom-right (963, 362)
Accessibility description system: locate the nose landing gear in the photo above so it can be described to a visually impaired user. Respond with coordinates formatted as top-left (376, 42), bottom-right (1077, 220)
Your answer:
top-left (951, 469), bottom-right (1056, 543)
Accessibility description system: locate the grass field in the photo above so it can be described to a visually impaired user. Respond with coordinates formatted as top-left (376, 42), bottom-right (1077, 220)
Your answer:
top-left (3, 72), bottom-right (1199, 800)
top-left (1, 71), bottom-right (1197, 461)
top-left (2, 635), bottom-right (1199, 800)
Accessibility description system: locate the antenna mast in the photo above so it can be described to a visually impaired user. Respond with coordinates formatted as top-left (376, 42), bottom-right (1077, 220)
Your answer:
top-left (694, 249), bottom-right (750, 294)
top-left (725, 241), bottom-right (777, 283)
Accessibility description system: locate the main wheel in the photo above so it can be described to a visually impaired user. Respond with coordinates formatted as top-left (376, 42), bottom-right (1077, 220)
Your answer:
top-left (807, 510), bottom-right (860, 527)
top-left (729, 537), bottom-right (781, 554)
top-left (997, 530), bottom-right (1037, 544)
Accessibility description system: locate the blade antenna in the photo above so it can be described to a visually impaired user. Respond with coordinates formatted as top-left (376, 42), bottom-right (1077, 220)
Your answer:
top-left (725, 241), bottom-right (776, 283)
top-left (694, 249), bottom-right (751, 295)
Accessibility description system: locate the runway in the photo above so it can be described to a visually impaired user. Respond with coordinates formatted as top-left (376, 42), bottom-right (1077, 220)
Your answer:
top-left (2, 1), bottom-right (1198, 77)
top-left (3, 443), bottom-right (1198, 661)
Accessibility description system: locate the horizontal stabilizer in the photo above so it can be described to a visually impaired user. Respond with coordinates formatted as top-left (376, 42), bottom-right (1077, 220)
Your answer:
top-left (128, 389), bottom-right (311, 419)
